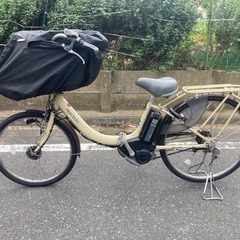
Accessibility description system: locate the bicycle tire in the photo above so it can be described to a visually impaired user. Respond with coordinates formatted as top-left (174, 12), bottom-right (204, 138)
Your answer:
top-left (0, 111), bottom-right (79, 187)
top-left (158, 95), bottom-right (240, 183)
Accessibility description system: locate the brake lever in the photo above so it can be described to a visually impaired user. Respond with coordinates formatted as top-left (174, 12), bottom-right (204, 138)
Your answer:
top-left (62, 38), bottom-right (85, 65)
top-left (63, 29), bottom-right (101, 59)
top-left (62, 37), bottom-right (76, 51)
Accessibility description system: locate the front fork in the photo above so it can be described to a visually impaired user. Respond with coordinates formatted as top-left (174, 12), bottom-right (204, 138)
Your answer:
top-left (34, 111), bottom-right (55, 153)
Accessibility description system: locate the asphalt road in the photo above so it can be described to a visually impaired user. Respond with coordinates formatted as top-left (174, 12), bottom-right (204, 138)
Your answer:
top-left (0, 141), bottom-right (240, 240)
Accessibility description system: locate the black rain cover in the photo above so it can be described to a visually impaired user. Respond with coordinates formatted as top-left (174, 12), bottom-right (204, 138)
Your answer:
top-left (0, 30), bottom-right (108, 100)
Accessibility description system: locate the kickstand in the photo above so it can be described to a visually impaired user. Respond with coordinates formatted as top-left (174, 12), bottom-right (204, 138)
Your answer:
top-left (202, 171), bottom-right (223, 201)
top-left (201, 147), bottom-right (223, 201)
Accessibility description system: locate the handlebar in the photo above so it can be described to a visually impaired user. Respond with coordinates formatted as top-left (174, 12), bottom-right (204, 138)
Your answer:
top-left (52, 29), bottom-right (101, 59)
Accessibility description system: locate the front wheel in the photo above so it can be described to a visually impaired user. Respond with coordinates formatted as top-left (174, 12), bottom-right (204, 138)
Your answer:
top-left (158, 95), bottom-right (240, 183)
top-left (0, 111), bottom-right (79, 187)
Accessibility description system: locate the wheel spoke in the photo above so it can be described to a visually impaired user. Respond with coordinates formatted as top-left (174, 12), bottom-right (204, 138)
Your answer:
top-left (159, 96), bottom-right (240, 182)
top-left (0, 111), bottom-right (78, 186)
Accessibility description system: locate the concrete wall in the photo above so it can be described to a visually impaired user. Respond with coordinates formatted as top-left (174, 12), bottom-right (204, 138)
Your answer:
top-left (1, 70), bottom-right (240, 112)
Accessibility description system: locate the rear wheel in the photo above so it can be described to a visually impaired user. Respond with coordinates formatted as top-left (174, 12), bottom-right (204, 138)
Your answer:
top-left (0, 111), bottom-right (79, 187)
top-left (158, 95), bottom-right (240, 182)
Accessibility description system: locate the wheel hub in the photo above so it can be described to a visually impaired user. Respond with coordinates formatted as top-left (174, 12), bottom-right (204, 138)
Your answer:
top-left (26, 146), bottom-right (42, 160)
top-left (196, 130), bottom-right (212, 144)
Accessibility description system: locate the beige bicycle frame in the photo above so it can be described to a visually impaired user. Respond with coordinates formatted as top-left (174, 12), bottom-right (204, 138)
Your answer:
top-left (35, 84), bottom-right (240, 152)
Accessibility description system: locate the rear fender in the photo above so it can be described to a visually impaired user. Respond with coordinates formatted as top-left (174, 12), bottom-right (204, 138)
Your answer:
top-left (159, 95), bottom-right (208, 135)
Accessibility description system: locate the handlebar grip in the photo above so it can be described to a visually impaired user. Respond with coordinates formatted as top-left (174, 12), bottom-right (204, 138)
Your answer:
top-left (53, 29), bottom-right (102, 59)
top-left (82, 41), bottom-right (100, 56)
top-left (75, 38), bottom-right (101, 59)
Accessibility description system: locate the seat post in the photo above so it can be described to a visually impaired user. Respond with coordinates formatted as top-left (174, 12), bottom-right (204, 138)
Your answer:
top-left (148, 94), bottom-right (155, 103)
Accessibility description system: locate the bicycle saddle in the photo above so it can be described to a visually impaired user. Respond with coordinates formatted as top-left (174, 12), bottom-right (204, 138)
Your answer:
top-left (135, 77), bottom-right (178, 97)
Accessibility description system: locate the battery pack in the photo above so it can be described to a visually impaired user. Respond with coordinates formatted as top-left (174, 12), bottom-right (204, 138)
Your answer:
top-left (140, 110), bottom-right (162, 143)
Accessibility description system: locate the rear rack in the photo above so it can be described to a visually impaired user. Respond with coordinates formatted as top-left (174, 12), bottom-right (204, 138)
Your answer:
top-left (183, 84), bottom-right (240, 94)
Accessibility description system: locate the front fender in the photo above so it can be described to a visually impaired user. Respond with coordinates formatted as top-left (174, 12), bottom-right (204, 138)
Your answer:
top-left (26, 110), bottom-right (81, 155)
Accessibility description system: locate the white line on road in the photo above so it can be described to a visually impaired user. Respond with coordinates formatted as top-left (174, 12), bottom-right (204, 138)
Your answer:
top-left (0, 142), bottom-right (239, 154)
top-left (0, 143), bottom-right (114, 153)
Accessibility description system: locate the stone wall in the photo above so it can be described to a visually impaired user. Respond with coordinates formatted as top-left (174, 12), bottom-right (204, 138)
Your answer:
top-left (1, 70), bottom-right (240, 112)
